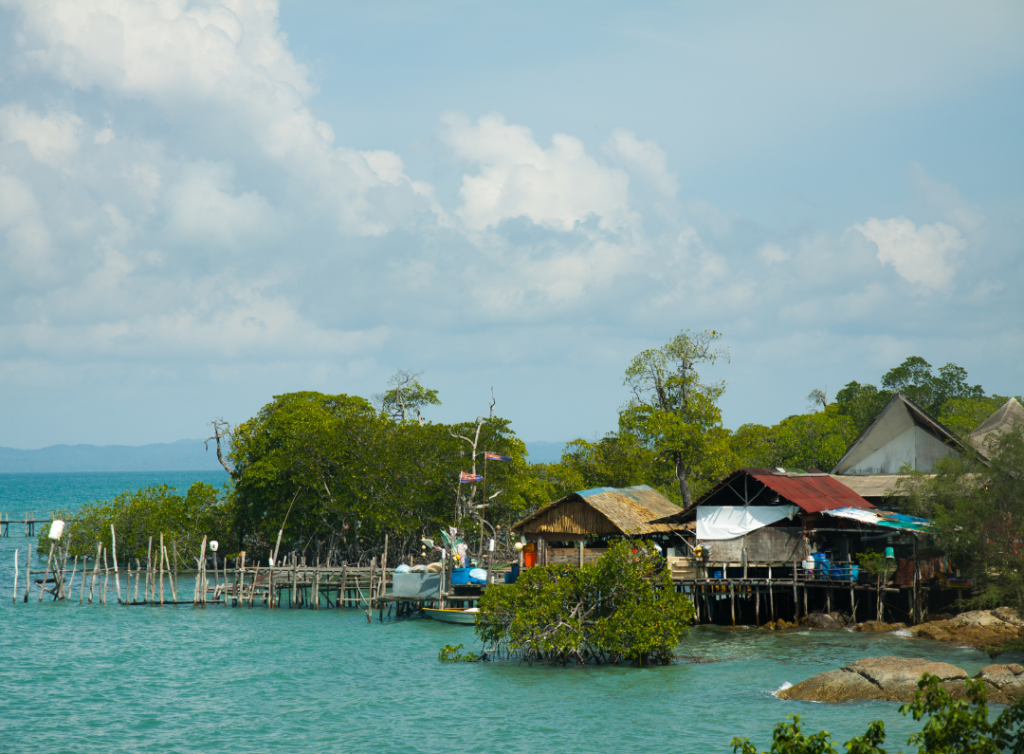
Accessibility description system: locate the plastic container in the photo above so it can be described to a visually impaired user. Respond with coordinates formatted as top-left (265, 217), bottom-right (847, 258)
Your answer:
top-left (523, 551), bottom-right (537, 568)
top-left (504, 571), bottom-right (517, 584)
top-left (713, 569), bottom-right (724, 579)
top-left (450, 568), bottom-right (470, 585)
top-left (468, 568), bottom-right (487, 584)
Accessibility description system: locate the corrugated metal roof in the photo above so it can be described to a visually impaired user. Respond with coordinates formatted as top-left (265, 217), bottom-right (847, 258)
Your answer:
top-left (751, 470), bottom-right (874, 513)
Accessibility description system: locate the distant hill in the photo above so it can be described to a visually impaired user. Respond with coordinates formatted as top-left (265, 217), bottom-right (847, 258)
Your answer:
top-left (524, 441), bottom-right (567, 464)
top-left (0, 438), bottom-right (569, 472)
top-left (0, 440), bottom-right (228, 473)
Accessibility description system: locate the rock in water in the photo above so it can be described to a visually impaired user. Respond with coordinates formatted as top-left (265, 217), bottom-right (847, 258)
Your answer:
top-left (778, 657), bottom-right (967, 703)
top-left (974, 663), bottom-right (1024, 704)
top-left (802, 612), bottom-right (844, 629)
top-left (909, 608), bottom-right (1024, 650)
top-left (852, 621), bottom-right (906, 633)
top-left (779, 657), bottom-right (1024, 703)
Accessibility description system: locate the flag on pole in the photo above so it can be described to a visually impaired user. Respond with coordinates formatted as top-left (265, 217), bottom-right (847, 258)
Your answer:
top-left (460, 472), bottom-right (484, 483)
top-left (484, 452), bottom-right (512, 461)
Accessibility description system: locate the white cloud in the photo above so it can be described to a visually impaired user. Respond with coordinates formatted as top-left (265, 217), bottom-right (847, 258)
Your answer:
top-left (603, 128), bottom-right (677, 198)
top-left (757, 242), bottom-right (790, 264)
top-left (0, 172), bottom-right (53, 281)
top-left (853, 216), bottom-right (965, 291)
top-left (439, 112), bottom-right (632, 232)
top-left (5, 0), bottom-right (430, 236)
top-left (0, 104), bottom-right (82, 166)
top-left (163, 162), bottom-right (278, 249)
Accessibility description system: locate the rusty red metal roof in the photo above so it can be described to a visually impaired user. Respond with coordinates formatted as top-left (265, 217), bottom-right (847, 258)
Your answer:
top-left (748, 469), bottom-right (874, 513)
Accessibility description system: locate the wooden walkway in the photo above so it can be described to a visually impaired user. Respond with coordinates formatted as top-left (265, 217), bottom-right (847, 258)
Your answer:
top-left (0, 512), bottom-right (54, 537)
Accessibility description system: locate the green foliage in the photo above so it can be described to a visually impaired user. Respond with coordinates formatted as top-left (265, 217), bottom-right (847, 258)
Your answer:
top-left (475, 540), bottom-right (695, 666)
top-left (900, 426), bottom-right (1024, 614)
top-left (621, 329), bottom-right (731, 505)
top-left (856, 551), bottom-right (894, 581)
top-left (730, 405), bottom-right (857, 472)
top-left (731, 674), bottom-right (1024, 754)
top-left (229, 390), bottom-right (544, 563)
top-left (437, 643), bottom-right (477, 663)
top-left (40, 482), bottom-right (229, 565)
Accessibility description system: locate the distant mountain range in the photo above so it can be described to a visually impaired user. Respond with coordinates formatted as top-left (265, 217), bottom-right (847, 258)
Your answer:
top-left (0, 440), bottom-right (227, 473)
top-left (0, 439), bottom-right (567, 473)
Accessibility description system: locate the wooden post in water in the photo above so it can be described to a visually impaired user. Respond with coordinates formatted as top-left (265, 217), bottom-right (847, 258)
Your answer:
top-left (24, 547), bottom-right (31, 603)
top-left (366, 557), bottom-right (375, 623)
top-left (339, 561), bottom-right (348, 609)
top-left (89, 542), bottom-right (101, 603)
top-left (79, 552), bottom-right (86, 604)
top-left (111, 526), bottom-right (122, 604)
top-left (755, 587), bottom-right (760, 625)
top-left (237, 551), bottom-right (246, 608)
top-left (39, 541), bottom-right (55, 602)
top-left (249, 564), bottom-right (260, 607)
top-left (158, 534), bottom-right (165, 606)
top-left (102, 547), bottom-right (110, 605)
top-left (12, 549), bottom-right (18, 603)
top-left (146, 537), bottom-right (153, 602)
top-left (171, 540), bottom-right (179, 597)
top-left (166, 545), bottom-right (178, 602)
top-left (134, 559), bottom-right (141, 603)
top-left (730, 582), bottom-right (736, 626)
top-left (791, 561), bottom-right (798, 622)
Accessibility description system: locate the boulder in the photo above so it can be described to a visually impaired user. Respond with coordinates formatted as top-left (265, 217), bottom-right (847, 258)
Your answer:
top-left (909, 608), bottom-right (1024, 650)
top-left (803, 612), bottom-right (845, 629)
top-left (852, 621), bottom-right (906, 633)
top-left (974, 663), bottom-right (1024, 704)
top-left (778, 657), bottom-right (968, 703)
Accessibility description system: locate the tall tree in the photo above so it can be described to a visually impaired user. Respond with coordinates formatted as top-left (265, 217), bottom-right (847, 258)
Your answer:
top-left (621, 329), bottom-right (730, 506)
top-left (902, 426), bottom-right (1024, 614)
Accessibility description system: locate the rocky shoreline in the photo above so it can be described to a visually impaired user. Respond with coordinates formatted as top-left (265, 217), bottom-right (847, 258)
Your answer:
top-left (762, 607), bottom-right (1024, 653)
top-left (777, 656), bottom-right (1024, 704)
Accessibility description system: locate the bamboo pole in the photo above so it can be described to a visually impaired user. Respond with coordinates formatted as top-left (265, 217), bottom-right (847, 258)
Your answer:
top-left (24, 547), bottom-right (31, 602)
top-left (89, 542), bottom-right (101, 603)
top-left (158, 534), bottom-right (165, 606)
top-left (111, 526), bottom-right (122, 604)
top-left (102, 548), bottom-right (109, 605)
top-left (366, 557), bottom-right (375, 622)
top-left (164, 546), bottom-right (178, 602)
top-left (248, 564), bottom-right (260, 607)
top-left (146, 537), bottom-right (153, 602)
top-left (79, 552), bottom-right (86, 603)
top-left (134, 559), bottom-right (141, 604)
top-left (38, 541), bottom-right (55, 602)
top-left (12, 549), bottom-right (18, 603)
top-left (196, 536), bottom-right (207, 606)
top-left (339, 561), bottom-right (348, 609)
top-left (171, 540), bottom-right (179, 596)
top-left (291, 555), bottom-right (298, 609)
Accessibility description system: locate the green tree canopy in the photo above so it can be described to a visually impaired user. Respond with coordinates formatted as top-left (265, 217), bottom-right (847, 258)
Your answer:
top-left (621, 329), bottom-right (731, 506)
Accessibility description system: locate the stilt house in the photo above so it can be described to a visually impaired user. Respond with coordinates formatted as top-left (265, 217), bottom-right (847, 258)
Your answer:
top-left (510, 485), bottom-right (685, 567)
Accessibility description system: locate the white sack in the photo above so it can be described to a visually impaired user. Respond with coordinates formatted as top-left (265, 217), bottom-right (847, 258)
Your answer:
top-left (696, 505), bottom-right (798, 541)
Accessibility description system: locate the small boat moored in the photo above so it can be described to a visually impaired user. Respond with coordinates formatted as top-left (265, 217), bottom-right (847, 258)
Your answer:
top-left (422, 607), bottom-right (479, 625)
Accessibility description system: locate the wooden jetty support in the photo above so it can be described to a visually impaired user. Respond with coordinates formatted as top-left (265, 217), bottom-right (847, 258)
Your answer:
top-left (0, 511), bottom-right (55, 537)
top-left (9, 543), bottom-right (474, 620)
top-left (670, 561), bottom-right (912, 627)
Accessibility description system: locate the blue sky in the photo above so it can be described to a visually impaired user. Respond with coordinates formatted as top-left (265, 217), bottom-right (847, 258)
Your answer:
top-left (0, 0), bottom-right (1022, 449)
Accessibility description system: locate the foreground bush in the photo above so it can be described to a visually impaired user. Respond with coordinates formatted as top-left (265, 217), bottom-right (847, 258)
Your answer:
top-left (732, 674), bottom-right (1024, 754)
top-left (475, 539), bottom-right (694, 666)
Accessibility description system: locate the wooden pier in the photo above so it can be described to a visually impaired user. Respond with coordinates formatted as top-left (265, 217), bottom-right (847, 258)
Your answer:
top-left (1, 512), bottom-right (55, 537)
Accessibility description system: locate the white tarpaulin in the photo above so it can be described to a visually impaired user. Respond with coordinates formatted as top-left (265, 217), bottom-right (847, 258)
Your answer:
top-left (696, 505), bottom-right (799, 540)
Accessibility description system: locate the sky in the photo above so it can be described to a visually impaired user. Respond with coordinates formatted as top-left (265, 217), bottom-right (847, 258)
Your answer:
top-left (0, 0), bottom-right (1022, 450)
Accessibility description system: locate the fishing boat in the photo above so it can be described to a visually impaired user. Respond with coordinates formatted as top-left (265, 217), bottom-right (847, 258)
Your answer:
top-left (422, 607), bottom-right (479, 625)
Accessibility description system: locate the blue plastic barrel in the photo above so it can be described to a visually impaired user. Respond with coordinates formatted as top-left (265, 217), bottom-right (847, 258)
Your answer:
top-left (451, 568), bottom-right (469, 585)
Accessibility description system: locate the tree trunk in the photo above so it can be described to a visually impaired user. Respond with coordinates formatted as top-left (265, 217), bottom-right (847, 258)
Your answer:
top-left (675, 454), bottom-right (692, 507)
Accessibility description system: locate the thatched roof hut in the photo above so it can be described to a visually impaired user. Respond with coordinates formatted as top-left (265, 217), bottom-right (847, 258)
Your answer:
top-left (511, 485), bottom-right (684, 538)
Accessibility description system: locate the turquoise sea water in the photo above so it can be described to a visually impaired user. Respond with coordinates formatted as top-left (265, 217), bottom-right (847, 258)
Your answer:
top-left (0, 473), bottom-right (1002, 754)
